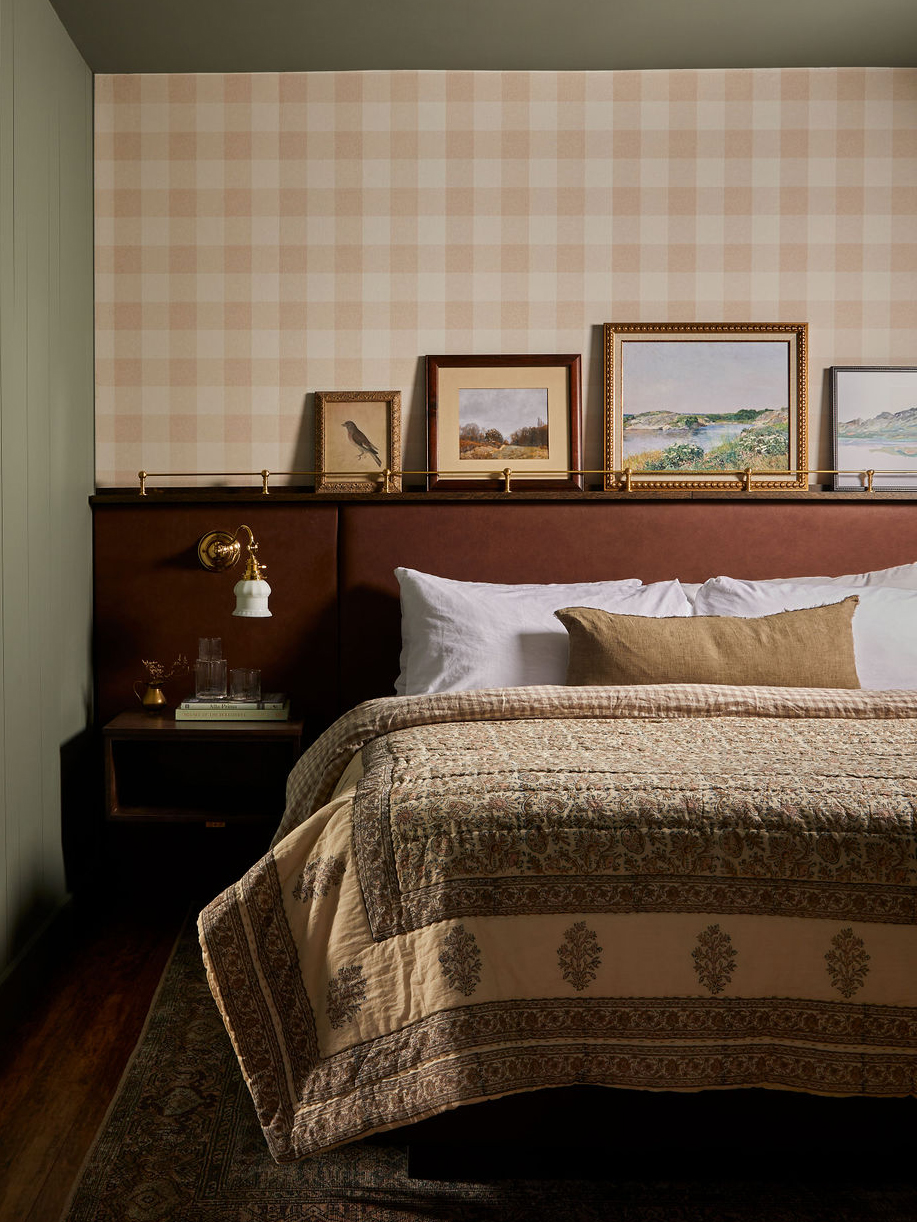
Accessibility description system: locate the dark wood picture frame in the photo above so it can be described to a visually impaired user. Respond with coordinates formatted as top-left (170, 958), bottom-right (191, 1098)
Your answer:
top-left (831, 365), bottom-right (917, 492)
top-left (426, 354), bottom-right (583, 491)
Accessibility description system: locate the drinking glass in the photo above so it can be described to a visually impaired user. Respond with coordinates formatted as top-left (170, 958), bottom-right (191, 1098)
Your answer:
top-left (230, 667), bottom-right (261, 702)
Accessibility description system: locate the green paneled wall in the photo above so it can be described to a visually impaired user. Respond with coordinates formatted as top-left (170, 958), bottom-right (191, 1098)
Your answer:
top-left (0, 0), bottom-right (93, 979)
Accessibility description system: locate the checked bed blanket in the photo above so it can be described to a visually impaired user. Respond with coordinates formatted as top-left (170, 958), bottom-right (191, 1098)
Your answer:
top-left (199, 684), bottom-right (917, 1161)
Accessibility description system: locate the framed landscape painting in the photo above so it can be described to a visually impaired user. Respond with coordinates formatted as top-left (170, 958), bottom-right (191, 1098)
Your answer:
top-left (602, 323), bottom-right (808, 490)
top-left (426, 354), bottom-right (583, 491)
top-left (831, 366), bottom-right (917, 491)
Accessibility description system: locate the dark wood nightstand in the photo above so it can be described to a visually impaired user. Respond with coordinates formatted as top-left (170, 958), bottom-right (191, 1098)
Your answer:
top-left (102, 712), bottom-right (304, 828)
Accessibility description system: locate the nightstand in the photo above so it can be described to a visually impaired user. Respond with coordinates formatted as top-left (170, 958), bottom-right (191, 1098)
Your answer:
top-left (102, 712), bottom-right (304, 828)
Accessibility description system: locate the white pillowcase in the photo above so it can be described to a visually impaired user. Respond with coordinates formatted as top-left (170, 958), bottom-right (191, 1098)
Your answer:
top-left (694, 576), bottom-right (917, 689)
top-left (396, 568), bottom-right (693, 695)
top-left (757, 560), bottom-right (917, 590)
top-left (679, 560), bottom-right (917, 607)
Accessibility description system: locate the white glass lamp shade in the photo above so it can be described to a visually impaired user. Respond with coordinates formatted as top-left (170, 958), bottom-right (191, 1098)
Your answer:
top-left (233, 576), bottom-right (272, 618)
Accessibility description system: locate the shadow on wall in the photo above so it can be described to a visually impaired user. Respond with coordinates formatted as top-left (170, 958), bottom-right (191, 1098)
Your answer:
top-left (61, 726), bottom-right (103, 896)
top-left (3, 725), bottom-right (97, 971)
top-left (339, 584), bottom-right (402, 712)
top-left (290, 392), bottom-right (314, 483)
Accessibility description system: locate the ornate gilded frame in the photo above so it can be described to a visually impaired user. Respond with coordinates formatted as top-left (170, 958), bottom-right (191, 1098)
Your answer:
top-left (315, 390), bottom-right (402, 493)
top-left (602, 323), bottom-right (808, 491)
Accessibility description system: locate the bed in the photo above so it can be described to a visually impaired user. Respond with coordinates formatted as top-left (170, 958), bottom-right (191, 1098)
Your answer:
top-left (198, 558), bottom-right (917, 1162)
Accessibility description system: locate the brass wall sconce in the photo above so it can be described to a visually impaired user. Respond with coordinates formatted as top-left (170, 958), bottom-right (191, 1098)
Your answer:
top-left (197, 524), bottom-right (272, 618)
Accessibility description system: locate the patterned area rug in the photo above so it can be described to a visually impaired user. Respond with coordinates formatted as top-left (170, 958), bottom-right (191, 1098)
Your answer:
top-left (63, 922), bottom-right (917, 1222)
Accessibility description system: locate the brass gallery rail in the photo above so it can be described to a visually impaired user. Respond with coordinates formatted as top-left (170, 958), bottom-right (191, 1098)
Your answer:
top-left (134, 466), bottom-right (905, 496)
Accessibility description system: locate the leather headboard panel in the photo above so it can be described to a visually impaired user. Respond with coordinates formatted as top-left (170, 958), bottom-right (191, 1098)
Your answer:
top-left (93, 502), bottom-right (339, 733)
top-left (92, 497), bottom-right (917, 723)
top-left (337, 499), bottom-right (917, 709)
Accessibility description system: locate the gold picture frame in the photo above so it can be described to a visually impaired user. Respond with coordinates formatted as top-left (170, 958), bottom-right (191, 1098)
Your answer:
top-left (602, 323), bottom-right (808, 491)
top-left (315, 391), bottom-right (402, 493)
top-left (426, 354), bottom-right (583, 491)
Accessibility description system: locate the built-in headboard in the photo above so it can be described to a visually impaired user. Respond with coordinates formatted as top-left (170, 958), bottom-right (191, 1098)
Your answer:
top-left (93, 495), bottom-right (917, 735)
top-left (93, 501), bottom-right (339, 734)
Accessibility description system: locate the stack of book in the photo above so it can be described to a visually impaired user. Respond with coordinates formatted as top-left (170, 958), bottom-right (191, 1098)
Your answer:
top-left (174, 693), bottom-right (290, 722)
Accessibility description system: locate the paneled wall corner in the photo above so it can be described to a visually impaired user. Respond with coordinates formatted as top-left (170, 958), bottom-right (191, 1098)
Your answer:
top-left (0, 0), bottom-right (94, 980)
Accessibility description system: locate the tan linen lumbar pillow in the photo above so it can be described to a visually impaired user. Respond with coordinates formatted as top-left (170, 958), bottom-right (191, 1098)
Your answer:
top-left (555, 596), bottom-right (861, 688)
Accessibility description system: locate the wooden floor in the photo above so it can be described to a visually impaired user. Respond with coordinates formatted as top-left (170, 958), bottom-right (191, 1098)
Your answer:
top-left (3, 875), bottom-right (916, 1218)
top-left (3, 893), bottom-right (916, 1219)
top-left (0, 894), bottom-right (187, 1222)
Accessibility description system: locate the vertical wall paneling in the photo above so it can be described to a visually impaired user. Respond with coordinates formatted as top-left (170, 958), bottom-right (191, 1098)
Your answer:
top-left (0, 0), bottom-right (8, 982)
top-left (0, 0), bottom-right (93, 980)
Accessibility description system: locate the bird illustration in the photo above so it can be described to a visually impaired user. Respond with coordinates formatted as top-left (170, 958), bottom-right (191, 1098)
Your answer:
top-left (342, 420), bottom-right (382, 466)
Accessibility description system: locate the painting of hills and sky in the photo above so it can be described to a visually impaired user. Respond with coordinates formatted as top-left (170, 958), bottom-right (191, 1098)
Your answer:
top-left (622, 340), bottom-right (791, 473)
top-left (459, 387), bottom-right (549, 461)
top-left (834, 367), bottom-right (917, 490)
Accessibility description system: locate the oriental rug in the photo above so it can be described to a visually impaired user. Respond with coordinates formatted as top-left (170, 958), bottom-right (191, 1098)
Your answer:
top-left (62, 923), bottom-right (917, 1222)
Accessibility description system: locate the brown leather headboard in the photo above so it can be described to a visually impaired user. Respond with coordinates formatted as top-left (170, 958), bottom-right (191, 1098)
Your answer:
top-left (93, 502), bottom-right (339, 731)
top-left (336, 498), bottom-right (917, 711)
top-left (93, 496), bottom-right (917, 731)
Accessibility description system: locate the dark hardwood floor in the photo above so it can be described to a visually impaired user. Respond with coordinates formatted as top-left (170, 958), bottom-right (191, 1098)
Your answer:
top-left (0, 894), bottom-right (187, 1222)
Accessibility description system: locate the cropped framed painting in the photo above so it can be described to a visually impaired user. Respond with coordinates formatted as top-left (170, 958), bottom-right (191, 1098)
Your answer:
top-left (602, 323), bottom-right (808, 491)
top-left (426, 354), bottom-right (583, 491)
top-left (831, 366), bottom-right (917, 491)
top-left (315, 391), bottom-right (401, 493)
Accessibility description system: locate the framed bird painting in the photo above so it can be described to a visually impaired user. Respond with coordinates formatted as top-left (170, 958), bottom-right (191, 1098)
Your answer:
top-left (315, 390), bottom-right (402, 493)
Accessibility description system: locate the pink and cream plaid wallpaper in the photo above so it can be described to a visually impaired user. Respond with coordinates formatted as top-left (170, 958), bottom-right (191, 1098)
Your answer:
top-left (94, 68), bottom-right (917, 487)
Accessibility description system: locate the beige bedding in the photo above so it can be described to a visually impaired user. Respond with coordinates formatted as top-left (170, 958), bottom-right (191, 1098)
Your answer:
top-left (198, 684), bottom-right (917, 1161)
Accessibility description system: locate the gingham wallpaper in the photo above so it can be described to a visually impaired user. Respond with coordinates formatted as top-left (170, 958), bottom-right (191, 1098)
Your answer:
top-left (94, 68), bottom-right (917, 487)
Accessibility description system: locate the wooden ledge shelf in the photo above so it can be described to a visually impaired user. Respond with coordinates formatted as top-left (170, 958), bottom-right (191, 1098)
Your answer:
top-left (90, 487), bottom-right (917, 505)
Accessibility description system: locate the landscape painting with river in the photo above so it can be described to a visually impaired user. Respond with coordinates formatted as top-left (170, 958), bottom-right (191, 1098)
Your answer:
top-left (832, 367), bottom-right (917, 490)
top-left (621, 340), bottom-right (791, 473)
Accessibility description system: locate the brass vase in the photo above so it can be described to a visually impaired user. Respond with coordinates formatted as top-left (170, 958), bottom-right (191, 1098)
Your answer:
top-left (133, 680), bottom-right (169, 714)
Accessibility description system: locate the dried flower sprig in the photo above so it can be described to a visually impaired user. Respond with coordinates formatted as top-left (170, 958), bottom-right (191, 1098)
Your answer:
top-left (141, 654), bottom-right (189, 684)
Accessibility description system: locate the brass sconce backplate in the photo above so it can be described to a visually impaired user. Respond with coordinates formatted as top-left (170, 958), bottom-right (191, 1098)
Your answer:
top-left (197, 530), bottom-right (241, 572)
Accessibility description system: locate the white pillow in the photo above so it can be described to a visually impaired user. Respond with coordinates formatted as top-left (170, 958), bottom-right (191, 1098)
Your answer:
top-left (396, 569), bottom-right (693, 695)
top-left (679, 561), bottom-right (917, 607)
top-left (757, 560), bottom-right (917, 590)
top-left (693, 576), bottom-right (917, 689)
